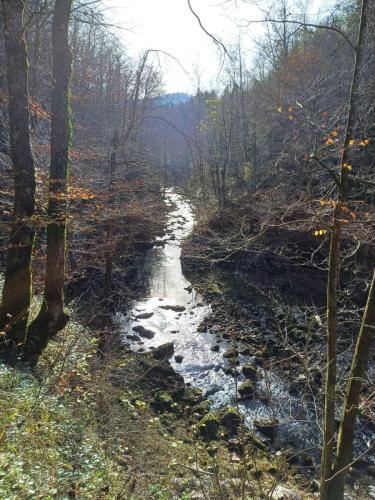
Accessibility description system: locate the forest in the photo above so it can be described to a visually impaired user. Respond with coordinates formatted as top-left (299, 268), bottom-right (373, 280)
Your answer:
top-left (0, 0), bottom-right (374, 499)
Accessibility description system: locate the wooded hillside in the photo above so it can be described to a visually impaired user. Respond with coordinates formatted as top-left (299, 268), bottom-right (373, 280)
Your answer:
top-left (0, 1), bottom-right (374, 499)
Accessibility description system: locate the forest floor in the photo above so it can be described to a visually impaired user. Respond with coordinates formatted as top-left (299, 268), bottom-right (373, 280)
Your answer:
top-left (0, 305), bottom-right (311, 499)
top-left (1, 281), bottom-right (372, 499)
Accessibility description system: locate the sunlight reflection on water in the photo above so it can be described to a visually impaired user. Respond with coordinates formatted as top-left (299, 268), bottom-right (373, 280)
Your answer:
top-left (115, 189), bottom-right (327, 455)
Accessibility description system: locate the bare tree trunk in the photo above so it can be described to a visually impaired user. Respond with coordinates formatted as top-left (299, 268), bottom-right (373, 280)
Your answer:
top-left (328, 268), bottom-right (375, 499)
top-left (320, 1), bottom-right (369, 497)
top-left (25, 0), bottom-right (73, 362)
top-left (0, 0), bottom-right (36, 359)
top-left (102, 54), bottom-right (148, 300)
top-left (103, 130), bottom-right (119, 297)
top-left (29, 0), bottom-right (49, 98)
top-left (321, 217), bottom-right (340, 499)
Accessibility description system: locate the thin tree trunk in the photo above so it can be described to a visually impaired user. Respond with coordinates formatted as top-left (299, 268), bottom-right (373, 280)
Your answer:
top-left (103, 131), bottom-right (118, 298)
top-left (328, 268), bottom-right (375, 499)
top-left (25, 0), bottom-right (73, 362)
top-left (320, 1), bottom-right (369, 497)
top-left (0, 0), bottom-right (36, 359)
top-left (321, 218), bottom-right (340, 499)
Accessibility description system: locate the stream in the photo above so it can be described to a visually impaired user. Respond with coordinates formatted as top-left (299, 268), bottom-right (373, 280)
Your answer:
top-left (115, 189), bottom-right (373, 461)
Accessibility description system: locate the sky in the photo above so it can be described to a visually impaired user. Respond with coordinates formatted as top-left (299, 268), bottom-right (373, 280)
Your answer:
top-left (103, 0), bottom-right (327, 94)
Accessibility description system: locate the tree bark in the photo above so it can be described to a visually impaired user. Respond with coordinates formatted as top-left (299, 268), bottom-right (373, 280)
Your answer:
top-left (103, 131), bottom-right (118, 298)
top-left (320, 1), bottom-right (369, 497)
top-left (0, 0), bottom-right (36, 359)
top-left (25, 0), bottom-right (73, 362)
top-left (328, 268), bottom-right (375, 499)
top-left (321, 217), bottom-right (340, 499)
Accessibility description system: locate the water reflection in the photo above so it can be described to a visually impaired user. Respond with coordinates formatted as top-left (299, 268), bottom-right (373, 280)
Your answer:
top-left (115, 190), bottom-right (325, 455)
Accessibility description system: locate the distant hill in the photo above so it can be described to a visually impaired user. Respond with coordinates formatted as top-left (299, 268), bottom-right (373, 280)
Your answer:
top-left (156, 92), bottom-right (191, 107)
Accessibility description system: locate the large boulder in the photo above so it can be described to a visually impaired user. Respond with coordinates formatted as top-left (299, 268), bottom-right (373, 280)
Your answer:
top-left (254, 418), bottom-right (278, 443)
top-left (242, 364), bottom-right (257, 380)
top-left (219, 407), bottom-right (242, 434)
top-left (132, 325), bottom-right (155, 339)
top-left (197, 412), bottom-right (220, 440)
top-left (152, 342), bottom-right (174, 360)
top-left (238, 380), bottom-right (255, 400)
top-left (271, 485), bottom-right (301, 499)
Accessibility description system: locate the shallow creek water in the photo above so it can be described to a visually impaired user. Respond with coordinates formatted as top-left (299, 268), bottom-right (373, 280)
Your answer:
top-left (115, 189), bottom-right (365, 457)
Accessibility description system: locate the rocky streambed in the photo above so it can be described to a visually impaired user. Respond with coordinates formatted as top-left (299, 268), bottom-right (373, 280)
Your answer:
top-left (114, 189), bottom-right (374, 477)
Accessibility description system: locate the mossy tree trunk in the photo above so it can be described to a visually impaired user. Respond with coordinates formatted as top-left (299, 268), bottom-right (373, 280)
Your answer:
top-left (0, 0), bottom-right (36, 359)
top-left (25, 0), bottom-right (73, 362)
top-left (320, 1), bottom-right (369, 498)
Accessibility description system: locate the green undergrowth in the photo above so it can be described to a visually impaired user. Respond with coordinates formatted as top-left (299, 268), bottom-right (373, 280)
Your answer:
top-left (0, 314), bottom-right (305, 499)
top-left (0, 322), bottom-right (123, 499)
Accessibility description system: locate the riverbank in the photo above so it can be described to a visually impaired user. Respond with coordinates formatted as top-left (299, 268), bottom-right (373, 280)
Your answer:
top-left (0, 189), bottom-right (317, 499)
top-left (180, 198), bottom-right (375, 499)
top-left (0, 189), bottom-right (304, 499)
top-left (1, 309), bottom-right (312, 499)
top-left (1, 189), bottom-right (373, 499)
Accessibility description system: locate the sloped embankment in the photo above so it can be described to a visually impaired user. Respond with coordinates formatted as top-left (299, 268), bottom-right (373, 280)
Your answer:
top-left (180, 200), bottom-right (375, 492)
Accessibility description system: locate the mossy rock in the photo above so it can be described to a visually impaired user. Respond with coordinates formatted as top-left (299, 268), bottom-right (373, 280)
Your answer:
top-left (254, 418), bottom-right (278, 443)
top-left (222, 366), bottom-right (237, 376)
top-left (183, 386), bottom-right (204, 405)
top-left (223, 348), bottom-right (238, 359)
top-left (197, 412), bottom-right (220, 440)
top-left (226, 438), bottom-right (244, 456)
top-left (140, 357), bottom-right (184, 392)
top-left (238, 380), bottom-right (255, 399)
top-left (244, 432), bottom-right (267, 450)
top-left (239, 346), bottom-right (252, 355)
top-left (219, 407), bottom-right (242, 434)
top-left (242, 364), bottom-right (257, 380)
top-left (192, 400), bottom-right (211, 418)
top-left (229, 357), bottom-right (240, 366)
top-left (152, 391), bottom-right (174, 411)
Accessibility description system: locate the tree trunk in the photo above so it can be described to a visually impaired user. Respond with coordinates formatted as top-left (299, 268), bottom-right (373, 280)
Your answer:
top-left (103, 133), bottom-right (118, 298)
top-left (321, 217), bottom-right (340, 499)
top-left (328, 268), bottom-right (375, 499)
top-left (25, 0), bottom-right (73, 362)
top-left (320, 1), bottom-right (369, 497)
top-left (0, 0), bottom-right (36, 360)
